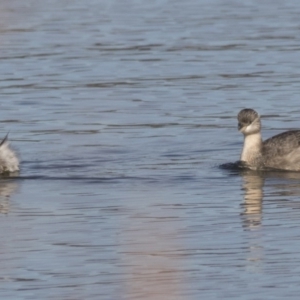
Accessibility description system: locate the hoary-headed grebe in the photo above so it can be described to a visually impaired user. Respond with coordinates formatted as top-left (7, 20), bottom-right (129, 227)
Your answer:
top-left (238, 108), bottom-right (300, 171)
top-left (0, 134), bottom-right (19, 173)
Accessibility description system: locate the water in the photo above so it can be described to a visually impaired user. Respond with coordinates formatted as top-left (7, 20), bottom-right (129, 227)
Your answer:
top-left (1, 0), bottom-right (300, 299)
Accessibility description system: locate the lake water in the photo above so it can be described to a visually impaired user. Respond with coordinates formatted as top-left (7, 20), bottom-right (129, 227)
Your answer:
top-left (1, 0), bottom-right (300, 299)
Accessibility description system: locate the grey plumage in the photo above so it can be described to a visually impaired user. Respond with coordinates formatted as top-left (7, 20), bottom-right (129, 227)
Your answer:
top-left (238, 109), bottom-right (259, 129)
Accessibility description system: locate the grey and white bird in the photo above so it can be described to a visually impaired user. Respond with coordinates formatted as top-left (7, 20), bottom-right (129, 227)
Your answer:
top-left (0, 134), bottom-right (19, 173)
top-left (238, 108), bottom-right (300, 171)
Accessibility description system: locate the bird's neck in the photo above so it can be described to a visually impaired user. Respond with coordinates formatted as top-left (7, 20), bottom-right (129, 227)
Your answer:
top-left (241, 132), bottom-right (263, 163)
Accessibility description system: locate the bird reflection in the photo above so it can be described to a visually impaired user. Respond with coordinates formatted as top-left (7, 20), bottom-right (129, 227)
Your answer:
top-left (0, 178), bottom-right (19, 214)
top-left (240, 170), bottom-right (264, 230)
top-left (237, 169), bottom-right (300, 271)
top-left (238, 170), bottom-right (265, 272)
top-left (222, 162), bottom-right (300, 230)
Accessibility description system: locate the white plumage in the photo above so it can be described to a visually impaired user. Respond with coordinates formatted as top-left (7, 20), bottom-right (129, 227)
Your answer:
top-left (0, 135), bottom-right (19, 173)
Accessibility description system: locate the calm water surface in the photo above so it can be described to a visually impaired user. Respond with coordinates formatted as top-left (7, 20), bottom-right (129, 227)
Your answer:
top-left (1, 0), bottom-right (300, 299)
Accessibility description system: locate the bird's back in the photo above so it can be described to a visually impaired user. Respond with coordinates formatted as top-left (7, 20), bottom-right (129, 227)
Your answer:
top-left (263, 130), bottom-right (300, 170)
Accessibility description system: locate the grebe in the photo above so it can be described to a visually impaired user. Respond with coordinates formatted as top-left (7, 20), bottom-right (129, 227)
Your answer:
top-left (0, 134), bottom-right (19, 173)
top-left (238, 108), bottom-right (300, 171)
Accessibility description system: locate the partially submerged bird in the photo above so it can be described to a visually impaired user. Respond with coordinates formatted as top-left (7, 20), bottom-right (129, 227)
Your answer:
top-left (238, 108), bottom-right (300, 171)
top-left (0, 134), bottom-right (19, 174)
